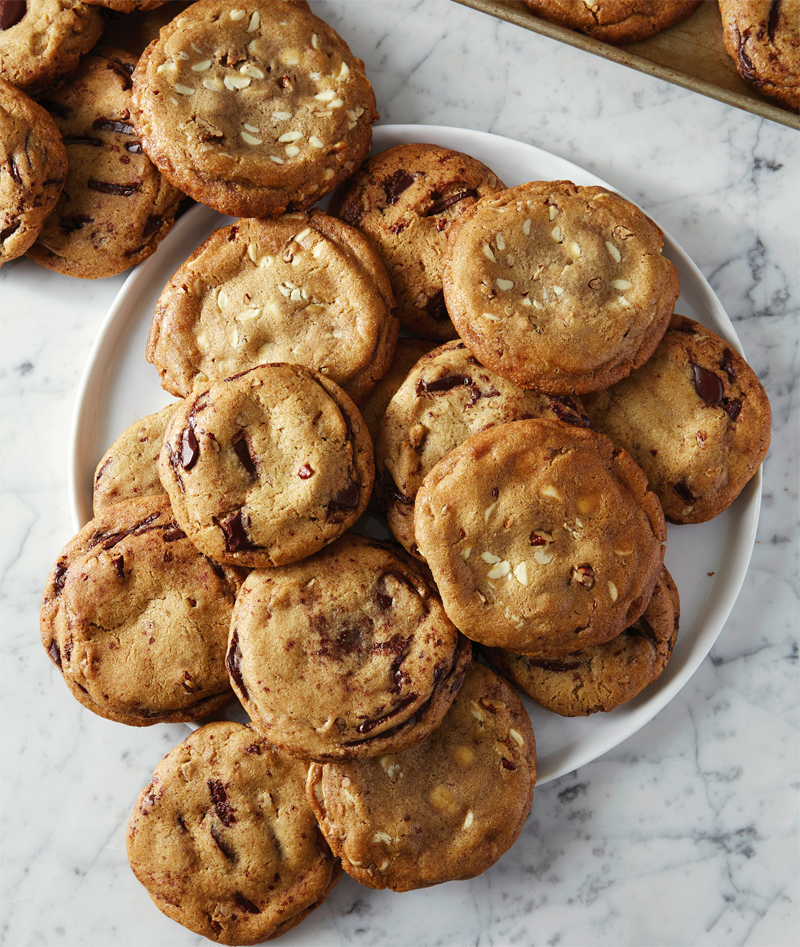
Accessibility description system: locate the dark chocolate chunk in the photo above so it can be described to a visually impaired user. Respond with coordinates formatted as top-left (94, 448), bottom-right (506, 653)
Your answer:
top-left (691, 363), bottom-right (724, 407)
top-left (207, 780), bottom-right (236, 827)
top-left (8, 156), bottom-right (22, 185)
top-left (416, 372), bottom-right (474, 396)
top-left (125, 141), bottom-right (144, 155)
top-left (424, 188), bottom-right (476, 217)
top-left (163, 526), bottom-right (186, 543)
top-left (0, 220), bottom-right (20, 243)
top-left (221, 511), bottom-right (255, 553)
top-left (233, 437), bottom-right (257, 477)
top-left (53, 560), bottom-right (68, 595)
top-left (382, 169), bottom-right (415, 205)
top-left (720, 348), bottom-right (736, 383)
top-left (233, 893), bottom-right (261, 915)
top-left (87, 179), bottom-right (142, 197)
top-left (143, 215), bottom-right (162, 238)
top-left (226, 632), bottom-right (249, 700)
top-left (181, 426), bottom-right (199, 470)
top-left (0, 0), bottom-right (26, 31)
top-left (210, 824), bottom-right (236, 861)
top-left (376, 591), bottom-right (393, 610)
top-left (48, 640), bottom-right (62, 669)
top-left (722, 397), bottom-right (742, 422)
top-left (767, 0), bottom-right (782, 40)
top-left (60, 215), bottom-right (93, 233)
top-left (356, 693), bottom-right (417, 734)
top-left (327, 481), bottom-right (360, 515)
top-left (423, 289), bottom-right (448, 321)
top-left (92, 118), bottom-right (135, 135)
top-left (674, 480), bottom-right (696, 503)
top-left (548, 395), bottom-right (591, 428)
top-left (111, 554), bottom-right (125, 578)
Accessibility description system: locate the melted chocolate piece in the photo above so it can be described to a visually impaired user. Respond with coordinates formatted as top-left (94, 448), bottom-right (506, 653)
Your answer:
top-left (125, 141), bottom-right (144, 155)
top-left (226, 632), bottom-right (249, 700)
top-left (233, 893), bottom-right (261, 915)
top-left (383, 169), bottom-right (415, 205)
top-left (691, 363), bottom-right (724, 407)
top-left (424, 188), bottom-right (476, 216)
top-left (0, 0), bottom-right (26, 30)
top-left (48, 640), bottom-right (62, 669)
top-left (328, 481), bottom-right (360, 515)
top-left (92, 118), bottom-right (135, 135)
top-left (8, 156), bottom-right (22, 185)
top-left (87, 179), bottom-right (142, 197)
top-left (376, 591), bottom-right (393, 610)
top-left (525, 656), bottom-right (581, 672)
top-left (88, 512), bottom-right (162, 551)
top-left (548, 395), bottom-right (591, 428)
top-left (53, 560), bottom-right (68, 595)
top-left (163, 526), bottom-right (186, 542)
top-left (181, 426), bottom-right (199, 470)
top-left (356, 693), bottom-right (418, 734)
top-left (245, 743), bottom-right (262, 755)
top-left (416, 372), bottom-right (474, 396)
top-left (720, 348), bottom-right (736, 383)
top-left (673, 480), bottom-right (696, 503)
top-left (207, 780), bottom-right (236, 826)
top-left (143, 215), bottom-right (162, 238)
top-left (767, 0), bottom-right (782, 39)
top-left (736, 34), bottom-right (759, 83)
top-left (0, 221), bottom-right (20, 243)
top-left (221, 511), bottom-right (255, 553)
top-left (233, 437), bottom-right (257, 477)
top-left (722, 397), bottom-right (742, 422)
top-left (111, 554), bottom-right (125, 578)
top-left (60, 215), bottom-right (93, 233)
top-left (424, 289), bottom-right (448, 321)
top-left (210, 824), bottom-right (236, 861)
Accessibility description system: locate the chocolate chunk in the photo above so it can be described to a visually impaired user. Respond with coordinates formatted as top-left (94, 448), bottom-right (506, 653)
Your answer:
top-left (691, 363), bottom-right (724, 407)
top-left (210, 824), bottom-right (236, 861)
top-left (244, 743), bottom-right (262, 755)
top-left (53, 560), bottom-right (68, 595)
top-left (143, 215), bottom-right (162, 238)
top-left (0, 221), bottom-right (20, 243)
top-left (381, 470), bottom-right (414, 507)
top-left (181, 426), bottom-right (199, 470)
top-left (548, 395), bottom-right (591, 428)
top-left (111, 554), bottom-right (125, 578)
top-left (221, 511), bottom-right (255, 553)
top-left (87, 179), bottom-right (142, 197)
top-left (233, 438), bottom-right (257, 477)
top-left (327, 481), bottom-right (360, 515)
top-left (673, 480), bottom-right (696, 503)
top-left (424, 188), bottom-right (476, 216)
top-left (125, 141), bottom-right (144, 155)
top-left (416, 372), bottom-right (474, 396)
top-left (722, 397), bottom-right (742, 422)
top-left (376, 591), bottom-right (393, 610)
top-left (0, 0), bottom-right (26, 31)
top-left (92, 118), bottom-right (135, 135)
top-left (233, 893), bottom-right (261, 915)
top-left (356, 693), bottom-right (417, 734)
top-left (382, 169), bottom-right (415, 205)
top-left (207, 780), bottom-right (236, 827)
top-left (767, 0), bottom-right (782, 39)
top-left (226, 632), bottom-right (249, 700)
top-left (8, 156), bottom-right (22, 185)
top-left (163, 525), bottom-right (186, 542)
top-left (48, 640), bottom-right (62, 669)
top-left (424, 289), bottom-right (448, 321)
top-left (720, 348), bottom-right (736, 383)
top-left (60, 215), bottom-right (93, 233)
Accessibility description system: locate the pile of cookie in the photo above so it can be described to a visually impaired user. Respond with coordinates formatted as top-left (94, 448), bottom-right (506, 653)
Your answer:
top-left (31, 1), bottom-right (772, 944)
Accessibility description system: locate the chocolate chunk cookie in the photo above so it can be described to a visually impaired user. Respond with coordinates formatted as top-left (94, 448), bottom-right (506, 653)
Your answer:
top-left (27, 47), bottom-right (184, 278)
top-left (0, 78), bottom-right (66, 266)
top-left (378, 340), bottom-right (591, 558)
top-left (719, 0), bottom-right (799, 112)
top-left (415, 418), bottom-right (666, 655)
top-left (582, 314), bottom-right (772, 524)
top-left (93, 402), bottom-right (179, 514)
top-left (0, 0), bottom-right (104, 98)
top-left (40, 497), bottom-right (244, 726)
top-left (329, 143), bottom-right (506, 341)
top-left (127, 721), bottom-right (341, 945)
top-left (486, 566), bottom-right (679, 716)
top-left (307, 661), bottom-right (535, 891)
top-left (158, 364), bottom-right (374, 568)
top-left (227, 533), bottom-right (472, 760)
top-left (147, 211), bottom-right (398, 405)
top-left (522, 0), bottom-right (702, 44)
top-left (131, 0), bottom-right (378, 217)
top-left (443, 181), bottom-right (680, 394)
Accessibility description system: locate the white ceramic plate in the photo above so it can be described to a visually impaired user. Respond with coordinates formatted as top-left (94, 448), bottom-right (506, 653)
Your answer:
top-left (69, 124), bottom-right (761, 785)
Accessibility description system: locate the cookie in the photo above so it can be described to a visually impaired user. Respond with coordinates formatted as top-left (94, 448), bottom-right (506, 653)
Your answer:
top-left (147, 211), bottom-right (398, 405)
top-left (329, 143), bottom-right (507, 342)
top-left (87, 0), bottom-right (166, 12)
top-left (442, 181), bottom-right (680, 395)
top-left (377, 340), bottom-right (591, 558)
top-left (40, 497), bottom-right (245, 726)
top-left (27, 47), bottom-right (184, 278)
top-left (92, 402), bottom-right (179, 514)
top-left (522, 0), bottom-right (702, 44)
top-left (0, 0), bottom-right (104, 98)
top-left (227, 534), bottom-right (472, 761)
top-left (307, 661), bottom-right (535, 891)
top-left (719, 0), bottom-right (799, 112)
top-left (0, 78), bottom-right (67, 266)
top-left (414, 418), bottom-right (666, 655)
top-left (131, 0), bottom-right (378, 217)
top-left (158, 364), bottom-right (374, 568)
top-left (486, 566), bottom-right (679, 716)
top-left (582, 314), bottom-right (772, 524)
top-left (127, 721), bottom-right (341, 945)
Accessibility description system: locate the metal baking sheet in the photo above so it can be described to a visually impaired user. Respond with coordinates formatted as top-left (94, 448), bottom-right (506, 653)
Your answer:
top-left (451, 0), bottom-right (799, 131)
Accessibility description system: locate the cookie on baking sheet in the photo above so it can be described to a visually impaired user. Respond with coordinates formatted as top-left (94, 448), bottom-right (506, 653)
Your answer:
top-left (147, 211), bottom-right (398, 406)
top-left (443, 181), bottom-right (680, 395)
top-left (522, 0), bottom-right (702, 44)
top-left (131, 0), bottom-right (378, 217)
top-left (414, 418), bottom-right (666, 656)
top-left (127, 721), bottom-right (341, 945)
top-left (719, 0), bottom-right (799, 112)
top-left (92, 402), bottom-right (179, 514)
top-left (328, 142), bottom-right (507, 342)
top-left (0, 0), bottom-right (104, 98)
top-left (40, 497), bottom-right (245, 726)
top-left (486, 566), bottom-right (679, 716)
top-left (307, 660), bottom-right (535, 891)
top-left (158, 364), bottom-right (374, 568)
top-left (377, 340), bottom-right (591, 558)
top-left (0, 78), bottom-right (67, 266)
top-left (27, 47), bottom-right (184, 278)
top-left (227, 533), bottom-right (472, 760)
top-left (582, 314), bottom-right (772, 524)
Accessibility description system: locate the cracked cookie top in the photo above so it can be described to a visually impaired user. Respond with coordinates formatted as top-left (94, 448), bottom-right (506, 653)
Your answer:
top-left (131, 0), bottom-right (378, 216)
top-left (521, 0), bottom-right (701, 44)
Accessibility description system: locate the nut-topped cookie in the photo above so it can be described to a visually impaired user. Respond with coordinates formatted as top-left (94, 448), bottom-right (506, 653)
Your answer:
top-left (443, 181), bottom-right (680, 394)
top-left (307, 661), bottom-right (535, 891)
top-left (0, 78), bottom-right (67, 266)
top-left (378, 340), bottom-right (591, 558)
top-left (127, 721), bottom-right (341, 945)
top-left (329, 142), bottom-right (506, 342)
top-left (40, 497), bottom-right (244, 726)
top-left (227, 533), bottom-right (472, 760)
top-left (414, 418), bottom-right (666, 655)
top-left (158, 364), bottom-right (374, 568)
top-left (27, 47), bottom-right (184, 279)
top-left (582, 314), bottom-right (772, 524)
top-left (131, 0), bottom-right (379, 217)
top-left (147, 211), bottom-right (398, 405)
top-left (486, 566), bottom-right (680, 716)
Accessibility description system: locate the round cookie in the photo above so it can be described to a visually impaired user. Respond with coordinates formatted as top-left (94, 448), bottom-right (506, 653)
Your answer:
top-left (127, 721), bottom-right (341, 945)
top-left (147, 211), bottom-right (398, 405)
top-left (582, 313), bottom-right (772, 524)
top-left (92, 402), bottom-right (179, 514)
top-left (486, 566), bottom-right (680, 716)
top-left (377, 340), bottom-right (591, 558)
top-left (719, 0), bottom-right (799, 112)
top-left (158, 364), bottom-right (374, 568)
top-left (0, 78), bottom-right (67, 266)
top-left (86, 0), bottom-right (166, 12)
top-left (328, 143), bottom-right (507, 342)
top-left (227, 533), bottom-right (472, 761)
top-left (521, 0), bottom-right (702, 44)
top-left (0, 0), bottom-right (104, 98)
top-left (414, 418), bottom-right (667, 656)
top-left (27, 47), bottom-right (184, 278)
top-left (442, 180), bottom-right (680, 395)
top-left (131, 0), bottom-right (379, 217)
top-left (40, 497), bottom-right (245, 726)
top-left (307, 660), bottom-right (536, 891)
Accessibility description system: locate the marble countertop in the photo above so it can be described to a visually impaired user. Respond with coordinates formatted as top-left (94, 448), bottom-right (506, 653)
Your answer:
top-left (1, 2), bottom-right (797, 945)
